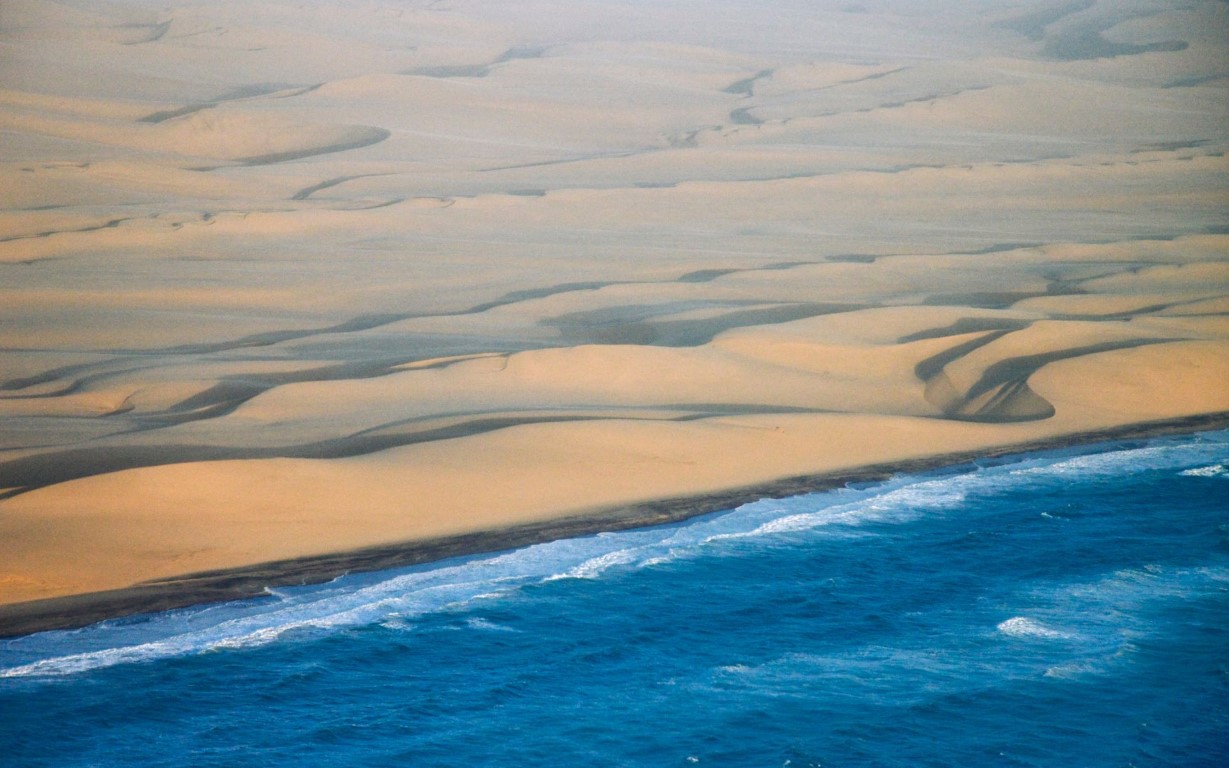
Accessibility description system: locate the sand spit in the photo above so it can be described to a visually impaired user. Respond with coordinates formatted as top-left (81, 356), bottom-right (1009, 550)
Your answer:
top-left (1, 0), bottom-right (1227, 632)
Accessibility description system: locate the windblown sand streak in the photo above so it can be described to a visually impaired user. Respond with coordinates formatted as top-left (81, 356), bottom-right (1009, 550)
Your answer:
top-left (0, 0), bottom-right (1226, 631)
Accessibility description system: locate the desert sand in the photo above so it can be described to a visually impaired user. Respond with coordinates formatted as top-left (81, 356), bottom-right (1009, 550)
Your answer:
top-left (1, 0), bottom-right (1227, 632)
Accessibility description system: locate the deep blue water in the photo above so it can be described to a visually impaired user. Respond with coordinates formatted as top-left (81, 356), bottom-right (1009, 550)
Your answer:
top-left (2, 431), bottom-right (1228, 767)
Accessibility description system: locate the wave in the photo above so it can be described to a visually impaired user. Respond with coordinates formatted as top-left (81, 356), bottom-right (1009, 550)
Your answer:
top-left (996, 616), bottom-right (1070, 640)
top-left (3, 430), bottom-right (1226, 679)
top-left (1006, 563), bottom-right (1229, 679)
top-left (1005, 437), bottom-right (1227, 481)
top-left (545, 547), bottom-right (640, 581)
top-left (706, 475), bottom-right (969, 542)
top-left (690, 561), bottom-right (1226, 703)
top-left (1179, 463), bottom-right (1227, 478)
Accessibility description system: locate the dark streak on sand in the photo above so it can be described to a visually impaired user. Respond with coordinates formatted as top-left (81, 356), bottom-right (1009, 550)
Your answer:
top-left (997, 1), bottom-right (1189, 61)
top-left (995, 0), bottom-right (1094, 42)
top-left (545, 302), bottom-right (861, 347)
top-left (138, 103), bottom-right (215, 123)
top-left (1163, 73), bottom-right (1227, 88)
top-left (729, 107), bottom-right (763, 126)
top-left (0, 218), bottom-right (128, 243)
top-left (722, 69), bottom-right (772, 97)
top-left (2, 412), bottom-right (1225, 638)
top-left (291, 174), bottom-right (389, 201)
top-left (403, 46), bottom-right (546, 79)
top-left (237, 128), bottom-right (391, 166)
top-left (139, 83), bottom-right (319, 123)
top-left (0, 261), bottom-right (829, 397)
top-left (899, 317), bottom-right (1030, 344)
top-left (118, 20), bottom-right (171, 46)
top-left (0, 404), bottom-right (832, 496)
top-left (964, 340), bottom-right (1172, 404)
top-left (913, 329), bottom-right (1015, 381)
top-left (912, 327), bottom-right (1175, 424)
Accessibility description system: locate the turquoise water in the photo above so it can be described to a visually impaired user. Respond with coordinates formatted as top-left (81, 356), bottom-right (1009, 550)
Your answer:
top-left (2, 431), bottom-right (1228, 766)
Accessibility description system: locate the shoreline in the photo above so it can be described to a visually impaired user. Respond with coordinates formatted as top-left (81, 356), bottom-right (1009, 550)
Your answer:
top-left (2, 411), bottom-right (1226, 639)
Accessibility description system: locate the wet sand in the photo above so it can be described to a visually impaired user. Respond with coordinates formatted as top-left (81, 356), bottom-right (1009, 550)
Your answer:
top-left (1, 0), bottom-right (1227, 635)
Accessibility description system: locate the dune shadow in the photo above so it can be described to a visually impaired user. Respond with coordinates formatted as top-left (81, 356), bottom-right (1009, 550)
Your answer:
top-left (916, 328), bottom-right (1172, 423)
top-left (901, 318), bottom-right (1031, 345)
top-left (723, 69), bottom-right (772, 96)
top-left (403, 47), bottom-right (546, 79)
top-left (0, 400), bottom-right (832, 496)
top-left (545, 302), bottom-right (861, 347)
top-left (237, 127), bottom-right (391, 166)
top-left (139, 83), bottom-right (317, 124)
top-left (995, 1), bottom-right (1094, 42)
top-left (0, 218), bottom-right (127, 244)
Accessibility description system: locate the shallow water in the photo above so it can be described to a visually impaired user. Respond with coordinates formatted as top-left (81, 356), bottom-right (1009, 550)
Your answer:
top-left (2, 431), bottom-right (1228, 767)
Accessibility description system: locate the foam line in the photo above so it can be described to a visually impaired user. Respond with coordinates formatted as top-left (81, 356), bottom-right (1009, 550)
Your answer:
top-left (3, 431), bottom-right (1225, 678)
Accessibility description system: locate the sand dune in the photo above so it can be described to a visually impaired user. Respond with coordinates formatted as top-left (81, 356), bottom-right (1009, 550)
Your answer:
top-left (0, 106), bottom-right (390, 166)
top-left (1, 0), bottom-right (1227, 623)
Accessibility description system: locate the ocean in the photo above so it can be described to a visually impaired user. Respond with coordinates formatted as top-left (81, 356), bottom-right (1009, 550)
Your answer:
top-left (2, 431), bottom-right (1227, 767)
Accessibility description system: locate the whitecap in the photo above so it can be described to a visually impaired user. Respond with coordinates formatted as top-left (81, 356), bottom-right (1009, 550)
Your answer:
top-left (1008, 437), bottom-right (1229, 481)
top-left (464, 617), bottom-right (519, 633)
top-left (703, 475), bottom-right (972, 544)
top-left (544, 548), bottom-right (638, 581)
top-left (996, 616), bottom-right (1069, 640)
top-left (1179, 463), bottom-right (1227, 478)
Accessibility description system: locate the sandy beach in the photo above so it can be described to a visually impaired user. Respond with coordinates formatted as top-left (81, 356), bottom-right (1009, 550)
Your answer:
top-left (1, 0), bottom-right (1227, 635)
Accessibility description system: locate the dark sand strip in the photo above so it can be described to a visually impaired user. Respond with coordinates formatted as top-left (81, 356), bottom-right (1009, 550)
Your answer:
top-left (291, 174), bottom-right (389, 201)
top-left (2, 412), bottom-right (1226, 637)
top-left (0, 218), bottom-right (128, 243)
top-left (722, 69), bottom-right (772, 96)
top-left (139, 83), bottom-right (319, 123)
top-left (237, 127), bottom-right (391, 166)
top-left (0, 406), bottom-right (829, 495)
top-left (899, 317), bottom-right (1030, 344)
top-left (913, 330), bottom-right (1013, 382)
top-left (138, 103), bottom-right (215, 123)
top-left (546, 302), bottom-right (861, 347)
top-left (995, 0), bottom-right (1094, 42)
top-left (123, 20), bottom-right (171, 45)
top-left (963, 339), bottom-right (1172, 403)
top-left (915, 335), bottom-right (1174, 423)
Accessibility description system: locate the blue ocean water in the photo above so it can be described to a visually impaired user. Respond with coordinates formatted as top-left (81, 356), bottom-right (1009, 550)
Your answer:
top-left (2, 432), bottom-right (1228, 767)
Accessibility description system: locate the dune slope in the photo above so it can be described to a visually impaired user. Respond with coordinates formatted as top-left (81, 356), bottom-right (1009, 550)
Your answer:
top-left (1, 0), bottom-right (1227, 620)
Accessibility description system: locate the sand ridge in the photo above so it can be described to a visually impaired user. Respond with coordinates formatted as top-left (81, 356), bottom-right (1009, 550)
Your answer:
top-left (1, 0), bottom-right (1227, 621)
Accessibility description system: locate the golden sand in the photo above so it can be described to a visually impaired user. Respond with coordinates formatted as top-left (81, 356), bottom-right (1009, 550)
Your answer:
top-left (1, 0), bottom-right (1227, 614)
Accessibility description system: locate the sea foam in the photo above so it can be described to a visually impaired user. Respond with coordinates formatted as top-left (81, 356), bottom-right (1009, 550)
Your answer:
top-left (4, 431), bottom-right (1227, 680)
top-left (1179, 463), bottom-right (1227, 477)
top-left (996, 616), bottom-right (1069, 640)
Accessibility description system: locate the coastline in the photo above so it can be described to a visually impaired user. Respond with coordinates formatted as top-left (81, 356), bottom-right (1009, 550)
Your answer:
top-left (3, 411), bottom-right (1225, 639)
top-left (4, 0), bottom-right (1228, 644)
